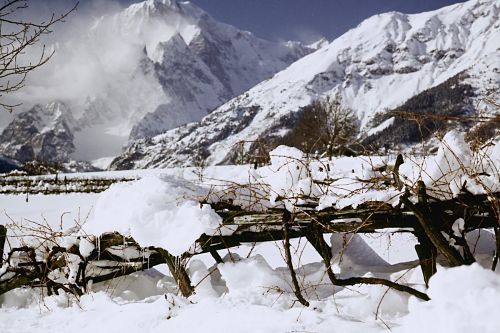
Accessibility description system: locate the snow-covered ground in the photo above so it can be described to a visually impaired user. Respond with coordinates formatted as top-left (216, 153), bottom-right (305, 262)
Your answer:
top-left (1, 132), bottom-right (499, 332)
top-left (2, 262), bottom-right (500, 333)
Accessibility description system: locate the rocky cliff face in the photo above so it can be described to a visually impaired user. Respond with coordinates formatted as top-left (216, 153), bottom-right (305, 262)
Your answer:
top-left (0, 102), bottom-right (76, 163)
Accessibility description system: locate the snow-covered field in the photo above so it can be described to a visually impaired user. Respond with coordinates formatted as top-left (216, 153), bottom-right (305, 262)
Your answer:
top-left (1, 132), bottom-right (499, 332)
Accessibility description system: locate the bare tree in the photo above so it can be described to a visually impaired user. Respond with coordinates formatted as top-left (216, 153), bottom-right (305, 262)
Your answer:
top-left (321, 96), bottom-right (358, 156)
top-left (283, 96), bottom-right (358, 157)
top-left (0, 0), bottom-right (77, 112)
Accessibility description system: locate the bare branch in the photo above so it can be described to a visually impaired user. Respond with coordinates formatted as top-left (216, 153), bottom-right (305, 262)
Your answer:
top-left (0, 0), bottom-right (78, 112)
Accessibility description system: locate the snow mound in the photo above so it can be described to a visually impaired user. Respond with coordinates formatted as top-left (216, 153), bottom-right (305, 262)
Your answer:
top-left (86, 175), bottom-right (226, 255)
top-left (218, 255), bottom-right (287, 296)
top-left (421, 130), bottom-right (473, 197)
top-left (398, 264), bottom-right (500, 333)
top-left (263, 145), bottom-right (318, 209)
top-left (401, 130), bottom-right (500, 198)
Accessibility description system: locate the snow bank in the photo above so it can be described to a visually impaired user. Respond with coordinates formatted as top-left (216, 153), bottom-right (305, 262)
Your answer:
top-left (86, 175), bottom-right (226, 256)
top-left (398, 264), bottom-right (500, 333)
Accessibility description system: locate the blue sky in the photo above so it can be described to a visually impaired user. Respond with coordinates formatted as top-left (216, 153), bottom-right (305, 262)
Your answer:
top-left (186, 0), bottom-right (468, 42)
top-left (28, 0), bottom-right (467, 42)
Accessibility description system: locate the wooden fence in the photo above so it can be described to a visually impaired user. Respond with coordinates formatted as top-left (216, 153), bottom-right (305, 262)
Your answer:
top-left (1, 184), bottom-right (498, 305)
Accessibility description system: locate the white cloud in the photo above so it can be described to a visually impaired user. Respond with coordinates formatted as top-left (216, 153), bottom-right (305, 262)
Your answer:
top-left (4, 0), bottom-right (168, 116)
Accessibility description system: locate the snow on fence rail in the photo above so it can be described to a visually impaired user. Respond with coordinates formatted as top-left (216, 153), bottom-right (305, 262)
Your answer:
top-left (0, 173), bottom-right (136, 194)
top-left (1, 188), bottom-right (498, 303)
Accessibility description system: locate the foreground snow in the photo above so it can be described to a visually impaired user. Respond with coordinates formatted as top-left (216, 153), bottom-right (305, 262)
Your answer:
top-left (1, 131), bottom-right (499, 332)
top-left (1, 261), bottom-right (499, 333)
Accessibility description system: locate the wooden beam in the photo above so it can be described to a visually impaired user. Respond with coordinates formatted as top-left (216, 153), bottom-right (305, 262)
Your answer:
top-left (413, 227), bottom-right (437, 287)
top-left (401, 182), bottom-right (465, 267)
top-left (0, 225), bottom-right (6, 265)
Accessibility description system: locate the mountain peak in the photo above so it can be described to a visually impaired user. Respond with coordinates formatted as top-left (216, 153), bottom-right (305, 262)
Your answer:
top-left (0, 0), bottom-right (311, 166)
top-left (124, 0), bottom-right (201, 21)
top-left (129, 0), bottom-right (181, 12)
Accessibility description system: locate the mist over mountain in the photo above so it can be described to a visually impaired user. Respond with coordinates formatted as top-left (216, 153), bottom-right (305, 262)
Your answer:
top-left (0, 0), bottom-right (313, 165)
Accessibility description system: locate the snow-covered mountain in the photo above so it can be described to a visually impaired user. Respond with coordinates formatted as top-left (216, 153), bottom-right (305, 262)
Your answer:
top-left (111, 0), bottom-right (499, 169)
top-left (0, 0), bottom-right (313, 166)
top-left (0, 102), bottom-right (77, 163)
top-left (117, 0), bottom-right (313, 139)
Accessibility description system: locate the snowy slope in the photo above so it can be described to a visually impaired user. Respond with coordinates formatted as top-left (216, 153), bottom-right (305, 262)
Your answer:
top-left (111, 0), bottom-right (499, 169)
top-left (0, 0), bottom-right (314, 164)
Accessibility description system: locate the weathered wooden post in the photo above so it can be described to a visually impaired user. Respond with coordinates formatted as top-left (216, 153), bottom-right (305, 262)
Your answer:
top-left (401, 182), bottom-right (465, 267)
top-left (413, 228), bottom-right (437, 287)
top-left (156, 248), bottom-right (194, 298)
top-left (0, 225), bottom-right (6, 265)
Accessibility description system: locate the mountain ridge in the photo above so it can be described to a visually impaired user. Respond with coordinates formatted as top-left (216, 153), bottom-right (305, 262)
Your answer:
top-left (110, 0), bottom-right (499, 170)
top-left (0, 0), bottom-right (315, 167)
